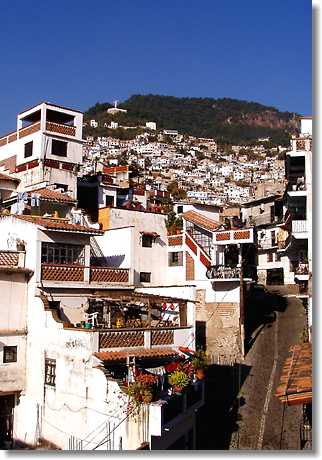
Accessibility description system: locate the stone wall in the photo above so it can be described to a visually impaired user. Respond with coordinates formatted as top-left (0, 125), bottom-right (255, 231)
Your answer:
top-left (195, 289), bottom-right (242, 363)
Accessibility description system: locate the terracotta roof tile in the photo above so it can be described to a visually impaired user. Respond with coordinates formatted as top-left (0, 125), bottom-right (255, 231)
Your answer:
top-left (31, 188), bottom-right (75, 203)
top-left (0, 172), bottom-right (20, 183)
top-left (0, 251), bottom-right (19, 266)
top-left (275, 342), bottom-right (312, 405)
top-left (95, 347), bottom-right (178, 362)
top-left (14, 215), bottom-right (103, 235)
top-left (182, 210), bottom-right (220, 232)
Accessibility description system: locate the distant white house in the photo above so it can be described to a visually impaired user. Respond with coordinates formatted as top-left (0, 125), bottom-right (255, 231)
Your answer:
top-left (146, 122), bottom-right (157, 131)
top-left (90, 119), bottom-right (98, 128)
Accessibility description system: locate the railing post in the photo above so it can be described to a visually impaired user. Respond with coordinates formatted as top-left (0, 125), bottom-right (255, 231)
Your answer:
top-left (84, 266), bottom-right (90, 283)
top-left (144, 330), bottom-right (151, 348)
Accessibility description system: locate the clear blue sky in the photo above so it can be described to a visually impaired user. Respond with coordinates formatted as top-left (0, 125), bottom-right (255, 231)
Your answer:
top-left (0, 0), bottom-right (311, 133)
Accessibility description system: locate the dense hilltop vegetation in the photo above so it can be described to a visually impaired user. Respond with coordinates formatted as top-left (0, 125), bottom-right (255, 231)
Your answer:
top-left (84, 94), bottom-right (300, 145)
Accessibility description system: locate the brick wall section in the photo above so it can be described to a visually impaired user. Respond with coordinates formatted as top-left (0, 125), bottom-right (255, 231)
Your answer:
top-left (196, 289), bottom-right (242, 363)
top-left (186, 251), bottom-right (195, 280)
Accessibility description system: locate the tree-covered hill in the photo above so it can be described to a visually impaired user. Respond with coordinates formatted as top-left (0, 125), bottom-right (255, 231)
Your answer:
top-left (84, 94), bottom-right (300, 145)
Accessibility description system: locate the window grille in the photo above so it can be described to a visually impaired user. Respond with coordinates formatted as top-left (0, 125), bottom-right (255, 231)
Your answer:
top-left (45, 358), bottom-right (56, 386)
top-left (41, 243), bottom-right (85, 265)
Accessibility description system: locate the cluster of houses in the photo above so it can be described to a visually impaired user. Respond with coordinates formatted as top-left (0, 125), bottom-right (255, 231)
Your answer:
top-left (83, 129), bottom-right (285, 206)
top-left (0, 102), bottom-right (312, 450)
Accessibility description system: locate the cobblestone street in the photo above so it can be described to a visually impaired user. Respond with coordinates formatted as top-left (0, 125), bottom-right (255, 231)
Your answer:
top-left (196, 286), bottom-right (308, 450)
top-left (235, 287), bottom-right (307, 450)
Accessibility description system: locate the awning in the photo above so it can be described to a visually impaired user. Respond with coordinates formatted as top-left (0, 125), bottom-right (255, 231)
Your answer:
top-left (275, 342), bottom-right (312, 406)
top-left (95, 347), bottom-right (178, 363)
top-left (140, 231), bottom-right (160, 238)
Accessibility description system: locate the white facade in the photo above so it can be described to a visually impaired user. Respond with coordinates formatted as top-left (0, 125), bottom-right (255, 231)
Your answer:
top-left (0, 102), bottom-right (84, 198)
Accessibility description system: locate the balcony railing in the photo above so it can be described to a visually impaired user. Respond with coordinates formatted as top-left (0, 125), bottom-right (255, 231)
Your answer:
top-left (99, 326), bottom-right (190, 349)
top-left (292, 220), bottom-right (308, 234)
top-left (291, 138), bottom-right (312, 152)
top-left (46, 121), bottom-right (76, 137)
top-left (19, 122), bottom-right (41, 138)
top-left (206, 265), bottom-right (241, 279)
top-left (41, 263), bottom-right (85, 282)
top-left (295, 263), bottom-right (309, 275)
top-left (41, 264), bottom-right (130, 284)
top-left (90, 266), bottom-right (129, 283)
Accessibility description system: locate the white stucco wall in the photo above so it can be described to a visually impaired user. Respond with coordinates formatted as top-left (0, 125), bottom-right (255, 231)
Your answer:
top-left (108, 209), bottom-right (168, 287)
top-left (94, 227), bottom-right (132, 269)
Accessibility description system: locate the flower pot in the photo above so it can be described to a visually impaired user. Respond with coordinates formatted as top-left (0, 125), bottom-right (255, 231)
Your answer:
top-left (195, 368), bottom-right (205, 380)
top-left (173, 386), bottom-right (183, 395)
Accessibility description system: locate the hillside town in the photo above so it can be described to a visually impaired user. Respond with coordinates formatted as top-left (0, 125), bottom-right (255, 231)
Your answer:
top-left (0, 102), bottom-right (312, 450)
top-left (83, 116), bottom-right (286, 206)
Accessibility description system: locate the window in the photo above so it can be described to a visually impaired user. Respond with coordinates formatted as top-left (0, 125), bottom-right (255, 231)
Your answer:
top-left (54, 183), bottom-right (68, 192)
top-left (271, 231), bottom-right (276, 246)
top-left (140, 272), bottom-right (151, 283)
top-left (51, 139), bottom-right (67, 157)
top-left (41, 243), bottom-right (85, 265)
top-left (142, 235), bottom-right (153, 248)
top-left (177, 205), bottom-right (183, 214)
top-left (105, 195), bottom-right (114, 207)
top-left (276, 253), bottom-right (281, 262)
top-left (267, 252), bottom-right (273, 263)
top-left (24, 141), bottom-right (33, 158)
top-left (45, 358), bottom-right (56, 386)
top-left (168, 251), bottom-right (183, 267)
top-left (3, 346), bottom-right (17, 363)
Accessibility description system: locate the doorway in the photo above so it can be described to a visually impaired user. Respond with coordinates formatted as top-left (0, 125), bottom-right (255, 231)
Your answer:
top-left (0, 394), bottom-right (15, 448)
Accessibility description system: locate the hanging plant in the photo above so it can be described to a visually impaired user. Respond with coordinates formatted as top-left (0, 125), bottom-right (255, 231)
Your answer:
top-left (126, 373), bottom-right (158, 418)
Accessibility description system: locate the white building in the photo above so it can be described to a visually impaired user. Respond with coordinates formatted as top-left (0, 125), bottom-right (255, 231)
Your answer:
top-left (146, 122), bottom-right (157, 131)
top-left (0, 210), bottom-right (201, 450)
top-left (0, 102), bottom-right (84, 198)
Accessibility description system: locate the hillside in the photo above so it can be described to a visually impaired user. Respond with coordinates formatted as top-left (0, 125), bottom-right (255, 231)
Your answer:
top-left (84, 95), bottom-right (300, 145)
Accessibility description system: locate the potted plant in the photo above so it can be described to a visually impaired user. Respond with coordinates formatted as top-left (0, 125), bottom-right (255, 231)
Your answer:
top-left (168, 370), bottom-right (190, 394)
top-left (191, 349), bottom-right (208, 380)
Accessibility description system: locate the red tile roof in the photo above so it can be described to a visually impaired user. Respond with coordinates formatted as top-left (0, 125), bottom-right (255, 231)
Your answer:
top-left (0, 172), bottom-right (20, 183)
top-left (0, 251), bottom-right (19, 266)
top-left (32, 188), bottom-right (75, 203)
top-left (182, 210), bottom-right (220, 232)
top-left (275, 342), bottom-right (312, 406)
top-left (95, 347), bottom-right (178, 362)
top-left (14, 215), bottom-right (103, 235)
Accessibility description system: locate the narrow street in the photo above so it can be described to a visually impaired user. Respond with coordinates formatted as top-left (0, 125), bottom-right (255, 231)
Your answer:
top-left (234, 286), bottom-right (307, 450)
top-left (196, 285), bottom-right (307, 450)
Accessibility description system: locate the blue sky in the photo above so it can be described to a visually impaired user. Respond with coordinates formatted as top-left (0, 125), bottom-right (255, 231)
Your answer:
top-left (0, 0), bottom-right (311, 133)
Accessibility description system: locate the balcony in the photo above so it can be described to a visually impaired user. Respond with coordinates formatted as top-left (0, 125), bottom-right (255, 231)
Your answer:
top-left (46, 121), bottom-right (76, 137)
top-left (206, 265), bottom-right (241, 280)
top-left (214, 228), bottom-right (254, 245)
top-left (292, 220), bottom-right (308, 237)
top-left (290, 138), bottom-right (312, 154)
top-left (41, 263), bottom-right (130, 285)
top-left (41, 263), bottom-right (84, 282)
top-left (19, 122), bottom-right (41, 139)
top-left (90, 266), bottom-right (129, 283)
top-left (294, 263), bottom-right (309, 281)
